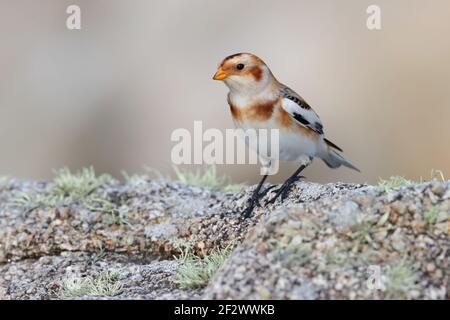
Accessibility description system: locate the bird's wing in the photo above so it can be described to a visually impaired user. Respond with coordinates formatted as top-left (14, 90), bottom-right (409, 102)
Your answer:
top-left (278, 84), bottom-right (343, 152)
top-left (278, 84), bottom-right (324, 135)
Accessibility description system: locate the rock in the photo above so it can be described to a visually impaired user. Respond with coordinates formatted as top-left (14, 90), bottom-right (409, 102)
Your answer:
top-left (0, 178), bottom-right (449, 299)
top-left (144, 223), bottom-right (178, 240)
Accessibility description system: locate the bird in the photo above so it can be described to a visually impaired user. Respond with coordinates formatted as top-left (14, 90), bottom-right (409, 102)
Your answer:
top-left (213, 53), bottom-right (359, 217)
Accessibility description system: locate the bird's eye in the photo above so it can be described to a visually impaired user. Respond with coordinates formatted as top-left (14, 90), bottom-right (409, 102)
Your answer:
top-left (236, 63), bottom-right (244, 70)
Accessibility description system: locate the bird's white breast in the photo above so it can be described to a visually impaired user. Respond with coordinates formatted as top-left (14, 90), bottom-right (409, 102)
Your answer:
top-left (231, 102), bottom-right (320, 162)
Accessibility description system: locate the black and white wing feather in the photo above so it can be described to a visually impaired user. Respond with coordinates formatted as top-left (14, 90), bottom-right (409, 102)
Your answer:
top-left (279, 84), bottom-right (324, 135)
top-left (278, 84), bottom-right (343, 152)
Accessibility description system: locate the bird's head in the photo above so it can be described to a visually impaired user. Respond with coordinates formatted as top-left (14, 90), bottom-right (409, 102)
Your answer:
top-left (213, 53), bottom-right (275, 94)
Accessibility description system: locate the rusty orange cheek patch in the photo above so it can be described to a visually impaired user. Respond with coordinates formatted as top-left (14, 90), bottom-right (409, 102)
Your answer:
top-left (240, 66), bottom-right (263, 81)
top-left (220, 59), bottom-right (263, 81)
top-left (249, 66), bottom-right (263, 81)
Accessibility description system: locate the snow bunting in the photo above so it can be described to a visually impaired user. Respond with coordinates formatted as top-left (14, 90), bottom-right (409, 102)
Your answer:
top-left (213, 53), bottom-right (359, 217)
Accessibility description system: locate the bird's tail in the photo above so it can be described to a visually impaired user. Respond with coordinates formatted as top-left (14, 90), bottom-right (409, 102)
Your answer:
top-left (319, 139), bottom-right (360, 172)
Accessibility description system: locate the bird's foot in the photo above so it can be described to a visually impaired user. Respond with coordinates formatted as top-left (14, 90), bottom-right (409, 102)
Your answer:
top-left (266, 176), bottom-right (304, 205)
top-left (242, 185), bottom-right (275, 218)
top-left (259, 185), bottom-right (276, 199)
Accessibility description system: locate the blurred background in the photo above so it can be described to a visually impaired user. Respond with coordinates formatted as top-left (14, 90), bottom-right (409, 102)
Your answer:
top-left (0, 0), bottom-right (449, 185)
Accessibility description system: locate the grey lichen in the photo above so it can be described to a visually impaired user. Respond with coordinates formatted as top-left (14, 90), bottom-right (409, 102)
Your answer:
top-left (59, 271), bottom-right (123, 298)
top-left (173, 165), bottom-right (244, 192)
top-left (10, 167), bottom-right (113, 211)
top-left (378, 176), bottom-right (413, 193)
top-left (86, 195), bottom-right (131, 226)
top-left (173, 243), bottom-right (234, 289)
top-left (386, 260), bottom-right (418, 299)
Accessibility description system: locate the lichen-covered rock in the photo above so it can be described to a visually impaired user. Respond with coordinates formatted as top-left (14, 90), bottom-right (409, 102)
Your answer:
top-left (204, 181), bottom-right (449, 300)
top-left (0, 178), bottom-right (247, 263)
top-left (0, 251), bottom-right (202, 300)
top-left (0, 177), bottom-right (448, 299)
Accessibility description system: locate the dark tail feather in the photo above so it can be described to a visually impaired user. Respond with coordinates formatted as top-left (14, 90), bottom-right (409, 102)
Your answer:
top-left (324, 138), bottom-right (343, 152)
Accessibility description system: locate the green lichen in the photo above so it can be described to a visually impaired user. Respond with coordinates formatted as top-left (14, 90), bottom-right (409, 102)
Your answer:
top-left (173, 243), bottom-right (234, 289)
top-left (386, 260), bottom-right (418, 298)
top-left (378, 176), bottom-right (413, 193)
top-left (59, 271), bottom-right (123, 298)
top-left (173, 165), bottom-right (244, 192)
top-left (86, 195), bottom-right (131, 226)
top-left (51, 167), bottom-right (112, 199)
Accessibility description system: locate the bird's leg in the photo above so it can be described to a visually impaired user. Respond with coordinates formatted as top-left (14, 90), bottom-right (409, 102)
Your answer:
top-left (266, 160), bottom-right (310, 204)
top-left (266, 172), bottom-right (304, 204)
top-left (258, 184), bottom-right (276, 199)
top-left (243, 174), bottom-right (268, 218)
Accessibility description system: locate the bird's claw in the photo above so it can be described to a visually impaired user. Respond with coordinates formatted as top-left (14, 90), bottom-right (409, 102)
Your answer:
top-left (265, 175), bottom-right (305, 205)
top-left (242, 194), bottom-right (260, 219)
top-left (243, 205), bottom-right (255, 218)
top-left (265, 186), bottom-right (288, 205)
top-left (242, 185), bottom-right (275, 218)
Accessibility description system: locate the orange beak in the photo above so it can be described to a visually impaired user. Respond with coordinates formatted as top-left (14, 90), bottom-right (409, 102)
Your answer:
top-left (213, 67), bottom-right (228, 80)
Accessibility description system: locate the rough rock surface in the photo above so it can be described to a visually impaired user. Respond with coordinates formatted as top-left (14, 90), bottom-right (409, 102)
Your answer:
top-left (0, 177), bottom-right (448, 299)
